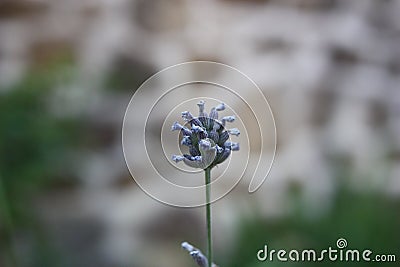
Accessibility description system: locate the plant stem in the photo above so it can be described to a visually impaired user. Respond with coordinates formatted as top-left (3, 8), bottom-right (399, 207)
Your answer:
top-left (205, 167), bottom-right (212, 267)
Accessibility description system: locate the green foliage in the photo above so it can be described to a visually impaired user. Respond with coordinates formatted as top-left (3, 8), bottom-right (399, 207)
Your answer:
top-left (0, 70), bottom-right (80, 201)
top-left (225, 185), bottom-right (400, 267)
top-left (0, 65), bottom-right (81, 267)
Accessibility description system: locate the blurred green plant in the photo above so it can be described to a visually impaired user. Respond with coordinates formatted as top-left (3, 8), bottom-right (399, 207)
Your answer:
top-left (0, 64), bottom-right (82, 267)
top-left (224, 181), bottom-right (400, 267)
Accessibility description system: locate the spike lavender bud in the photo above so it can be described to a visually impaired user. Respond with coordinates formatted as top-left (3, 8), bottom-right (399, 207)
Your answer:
top-left (171, 101), bottom-right (240, 169)
top-left (221, 116), bottom-right (235, 126)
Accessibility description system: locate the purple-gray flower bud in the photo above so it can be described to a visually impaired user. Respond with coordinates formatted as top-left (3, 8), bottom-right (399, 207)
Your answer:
top-left (197, 100), bottom-right (206, 117)
top-left (190, 251), bottom-right (208, 267)
top-left (228, 128), bottom-right (240, 136)
top-left (181, 136), bottom-right (192, 146)
top-left (181, 111), bottom-right (194, 122)
top-left (221, 115), bottom-right (235, 126)
top-left (209, 108), bottom-right (218, 120)
top-left (215, 103), bottom-right (225, 111)
top-left (172, 155), bottom-right (185, 162)
top-left (171, 121), bottom-right (183, 131)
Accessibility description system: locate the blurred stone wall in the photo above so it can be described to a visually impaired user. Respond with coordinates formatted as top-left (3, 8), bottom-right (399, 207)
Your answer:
top-left (1, 0), bottom-right (399, 266)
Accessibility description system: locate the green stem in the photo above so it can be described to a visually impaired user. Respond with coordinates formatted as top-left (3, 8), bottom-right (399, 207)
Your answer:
top-left (205, 167), bottom-right (212, 267)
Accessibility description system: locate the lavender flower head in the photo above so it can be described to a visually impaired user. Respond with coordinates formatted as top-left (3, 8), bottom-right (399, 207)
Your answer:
top-left (172, 101), bottom-right (240, 170)
top-left (182, 242), bottom-right (219, 267)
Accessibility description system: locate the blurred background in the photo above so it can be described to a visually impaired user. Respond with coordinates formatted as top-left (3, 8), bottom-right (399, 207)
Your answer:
top-left (0, 0), bottom-right (399, 266)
